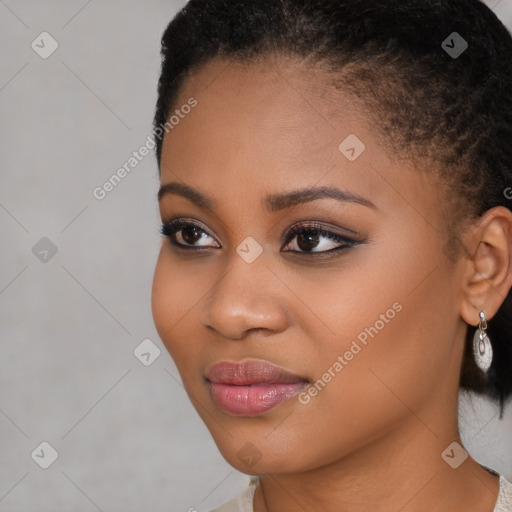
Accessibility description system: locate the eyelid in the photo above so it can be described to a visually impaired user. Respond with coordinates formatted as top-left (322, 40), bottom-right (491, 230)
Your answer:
top-left (161, 216), bottom-right (215, 235)
top-left (282, 220), bottom-right (361, 244)
top-left (281, 221), bottom-right (360, 253)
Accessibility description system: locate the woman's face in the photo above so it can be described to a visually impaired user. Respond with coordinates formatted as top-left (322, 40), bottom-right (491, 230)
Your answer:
top-left (152, 56), bottom-right (466, 474)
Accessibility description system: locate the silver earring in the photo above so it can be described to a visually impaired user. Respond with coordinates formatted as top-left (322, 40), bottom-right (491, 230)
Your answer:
top-left (472, 311), bottom-right (493, 373)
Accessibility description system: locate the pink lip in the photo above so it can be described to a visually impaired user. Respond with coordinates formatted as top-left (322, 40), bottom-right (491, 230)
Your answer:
top-left (205, 360), bottom-right (309, 416)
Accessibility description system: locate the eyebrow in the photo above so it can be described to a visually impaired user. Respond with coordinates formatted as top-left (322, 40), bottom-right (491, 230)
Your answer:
top-left (157, 182), bottom-right (376, 211)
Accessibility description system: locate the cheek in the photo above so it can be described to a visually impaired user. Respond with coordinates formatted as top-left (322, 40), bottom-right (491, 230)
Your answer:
top-left (151, 249), bottom-right (199, 361)
top-left (270, 253), bottom-right (458, 469)
top-left (309, 232), bottom-right (458, 414)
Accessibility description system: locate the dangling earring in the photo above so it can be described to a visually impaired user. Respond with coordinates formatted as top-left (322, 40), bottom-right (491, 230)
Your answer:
top-left (472, 311), bottom-right (493, 373)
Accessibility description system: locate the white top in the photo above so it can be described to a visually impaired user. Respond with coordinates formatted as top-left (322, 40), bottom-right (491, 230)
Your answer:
top-left (210, 474), bottom-right (512, 512)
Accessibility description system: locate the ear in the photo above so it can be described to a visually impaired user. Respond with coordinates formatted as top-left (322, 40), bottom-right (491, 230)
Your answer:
top-left (459, 206), bottom-right (512, 326)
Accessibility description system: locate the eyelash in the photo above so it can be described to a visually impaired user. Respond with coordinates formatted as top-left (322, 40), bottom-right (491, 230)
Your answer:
top-left (160, 217), bottom-right (361, 256)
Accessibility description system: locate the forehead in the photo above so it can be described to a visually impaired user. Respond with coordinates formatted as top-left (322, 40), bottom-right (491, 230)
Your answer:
top-left (162, 58), bottom-right (376, 186)
top-left (159, 56), bottom-right (441, 227)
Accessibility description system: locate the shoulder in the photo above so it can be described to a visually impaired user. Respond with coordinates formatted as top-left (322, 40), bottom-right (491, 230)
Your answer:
top-left (493, 474), bottom-right (512, 512)
top-left (208, 477), bottom-right (259, 512)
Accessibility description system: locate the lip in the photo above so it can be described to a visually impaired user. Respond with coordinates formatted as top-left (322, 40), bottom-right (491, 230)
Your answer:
top-left (205, 360), bottom-right (309, 416)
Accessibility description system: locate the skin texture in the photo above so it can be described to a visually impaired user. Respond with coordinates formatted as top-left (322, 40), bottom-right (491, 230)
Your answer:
top-left (151, 55), bottom-right (512, 512)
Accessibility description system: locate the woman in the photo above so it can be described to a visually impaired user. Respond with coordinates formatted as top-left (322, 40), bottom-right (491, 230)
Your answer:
top-left (151, 1), bottom-right (512, 510)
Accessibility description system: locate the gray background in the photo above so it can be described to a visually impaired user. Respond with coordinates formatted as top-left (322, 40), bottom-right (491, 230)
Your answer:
top-left (1, 0), bottom-right (512, 511)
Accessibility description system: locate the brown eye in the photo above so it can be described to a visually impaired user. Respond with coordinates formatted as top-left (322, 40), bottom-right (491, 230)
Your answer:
top-left (283, 223), bottom-right (358, 254)
top-left (295, 230), bottom-right (321, 252)
top-left (180, 225), bottom-right (204, 245)
top-left (160, 220), bottom-right (220, 249)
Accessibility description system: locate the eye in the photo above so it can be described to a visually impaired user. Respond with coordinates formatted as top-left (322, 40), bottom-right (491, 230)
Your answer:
top-left (282, 222), bottom-right (359, 254)
top-left (160, 218), bottom-right (220, 249)
top-left (160, 218), bottom-right (361, 254)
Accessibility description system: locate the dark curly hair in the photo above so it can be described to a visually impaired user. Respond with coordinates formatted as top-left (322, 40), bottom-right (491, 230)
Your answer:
top-left (153, 0), bottom-right (512, 417)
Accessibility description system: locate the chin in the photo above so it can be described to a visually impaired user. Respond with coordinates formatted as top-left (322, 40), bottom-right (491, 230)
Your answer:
top-left (223, 450), bottom-right (297, 476)
top-left (209, 430), bottom-right (310, 475)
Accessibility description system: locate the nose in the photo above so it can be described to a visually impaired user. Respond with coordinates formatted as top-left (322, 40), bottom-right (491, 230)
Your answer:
top-left (200, 248), bottom-right (289, 340)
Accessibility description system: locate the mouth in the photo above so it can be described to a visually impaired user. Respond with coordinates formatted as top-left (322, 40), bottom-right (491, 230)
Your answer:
top-left (205, 359), bottom-right (309, 416)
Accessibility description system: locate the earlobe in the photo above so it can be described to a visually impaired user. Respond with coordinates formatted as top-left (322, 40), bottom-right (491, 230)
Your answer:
top-left (459, 206), bottom-right (512, 326)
